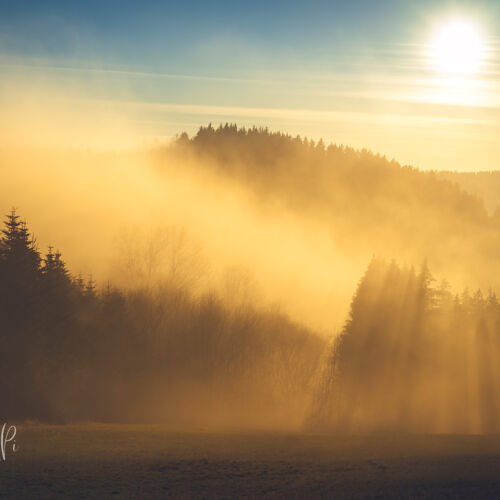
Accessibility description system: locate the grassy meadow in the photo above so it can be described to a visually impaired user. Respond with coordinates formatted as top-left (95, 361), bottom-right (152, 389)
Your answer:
top-left (1, 424), bottom-right (500, 498)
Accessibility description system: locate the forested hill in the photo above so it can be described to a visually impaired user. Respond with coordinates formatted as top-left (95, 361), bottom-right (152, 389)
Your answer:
top-left (163, 124), bottom-right (500, 289)
top-left (437, 170), bottom-right (500, 215)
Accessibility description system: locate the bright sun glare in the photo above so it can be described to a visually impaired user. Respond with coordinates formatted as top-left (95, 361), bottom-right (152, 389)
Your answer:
top-left (431, 20), bottom-right (484, 74)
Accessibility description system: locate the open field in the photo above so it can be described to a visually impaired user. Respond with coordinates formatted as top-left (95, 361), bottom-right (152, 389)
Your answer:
top-left (1, 425), bottom-right (500, 499)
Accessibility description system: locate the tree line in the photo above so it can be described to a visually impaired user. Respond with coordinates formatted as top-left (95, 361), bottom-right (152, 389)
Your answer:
top-left (2, 208), bottom-right (499, 432)
top-left (0, 209), bottom-right (323, 425)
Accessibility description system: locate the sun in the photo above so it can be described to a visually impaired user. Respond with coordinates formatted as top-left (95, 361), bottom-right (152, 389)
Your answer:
top-left (431, 20), bottom-right (484, 74)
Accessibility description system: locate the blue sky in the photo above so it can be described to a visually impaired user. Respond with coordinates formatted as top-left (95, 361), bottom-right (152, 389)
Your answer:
top-left (2, 1), bottom-right (496, 70)
top-left (0, 0), bottom-right (499, 170)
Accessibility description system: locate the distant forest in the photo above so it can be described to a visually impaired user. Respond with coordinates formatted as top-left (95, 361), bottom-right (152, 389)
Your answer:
top-left (437, 170), bottom-right (500, 215)
top-left (163, 124), bottom-right (500, 290)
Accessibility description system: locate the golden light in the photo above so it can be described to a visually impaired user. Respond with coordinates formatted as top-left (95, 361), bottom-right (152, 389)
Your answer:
top-left (430, 21), bottom-right (484, 74)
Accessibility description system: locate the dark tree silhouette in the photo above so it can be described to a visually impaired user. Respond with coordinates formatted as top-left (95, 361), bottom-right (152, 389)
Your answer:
top-left (0, 210), bottom-right (323, 425)
top-left (309, 258), bottom-right (500, 434)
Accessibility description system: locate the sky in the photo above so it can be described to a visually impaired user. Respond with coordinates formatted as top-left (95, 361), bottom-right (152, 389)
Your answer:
top-left (1, 0), bottom-right (499, 171)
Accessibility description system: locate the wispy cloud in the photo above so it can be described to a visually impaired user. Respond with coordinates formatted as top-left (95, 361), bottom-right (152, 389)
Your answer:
top-left (104, 98), bottom-right (491, 126)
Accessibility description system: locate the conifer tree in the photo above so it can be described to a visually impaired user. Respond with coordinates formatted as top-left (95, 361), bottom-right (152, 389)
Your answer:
top-left (0, 208), bottom-right (41, 276)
